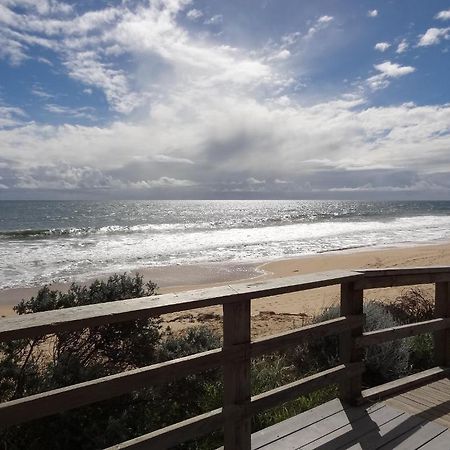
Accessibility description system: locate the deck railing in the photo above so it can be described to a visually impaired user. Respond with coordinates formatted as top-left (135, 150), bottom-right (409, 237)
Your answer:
top-left (1, 267), bottom-right (450, 449)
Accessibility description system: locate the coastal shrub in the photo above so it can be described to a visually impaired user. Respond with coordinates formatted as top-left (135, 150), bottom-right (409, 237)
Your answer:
top-left (293, 301), bottom-right (410, 386)
top-left (380, 288), bottom-right (435, 373)
top-left (363, 301), bottom-right (410, 383)
top-left (0, 273), bottom-right (163, 449)
top-left (384, 288), bottom-right (433, 324)
top-left (408, 333), bottom-right (434, 372)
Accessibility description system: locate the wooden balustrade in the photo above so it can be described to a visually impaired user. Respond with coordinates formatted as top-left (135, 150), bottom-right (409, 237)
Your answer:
top-left (1, 266), bottom-right (450, 449)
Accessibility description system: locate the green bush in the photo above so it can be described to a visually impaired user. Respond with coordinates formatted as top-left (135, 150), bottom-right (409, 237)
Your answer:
top-left (408, 333), bottom-right (434, 372)
top-left (294, 301), bottom-right (410, 386)
top-left (384, 288), bottom-right (434, 324)
top-left (363, 301), bottom-right (410, 383)
top-left (0, 273), bottom-right (162, 450)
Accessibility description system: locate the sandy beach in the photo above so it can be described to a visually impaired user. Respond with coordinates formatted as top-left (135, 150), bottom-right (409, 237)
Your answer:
top-left (2, 242), bottom-right (450, 337)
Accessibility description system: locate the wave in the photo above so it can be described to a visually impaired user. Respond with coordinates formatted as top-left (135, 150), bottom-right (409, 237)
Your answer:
top-left (0, 210), bottom-right (445, 241)
top-left (0, 222), bottom-right (215, 240)
top-left (0, 228), bottom-right (92, 239)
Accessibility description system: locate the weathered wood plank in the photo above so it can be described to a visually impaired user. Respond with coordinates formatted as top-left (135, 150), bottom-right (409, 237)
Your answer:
top-left (0, 347), bottom-right (234, 426)
top-left (429, 379), bottom-right (450, 392)
top-left (361, 366), bottom-right (450, 403)
top-left (251, 315), bottom-right (363, 357)
top-left (356, 318), bottom-right (450, 348)
top-left (389, 393), bottom-right (450, 427)
top-left (339, 281), bottom-right (364, 404)
top-left (223, 300), bottom-right (251, 450)
top-left (251, 402), bottom-right (385, 449)
top-left (250, 398), bottom-right (346, 449)
top-left (105, 407), bottom-right (227, 450)
top-left (356, 273), bottom-right (450, 289)
top-left (435, 282), bottom-right (450, 366)
top-left (419, 429), bottom-right (450, 449)
top-left (377, 416), bottom-right (447, 450)
top-left (409, 384), bottom-right (450, 403)
top-left (345, 409), bottom-right (426, 450)
top-left (249, 363), bottom-right (363, 415)
top-left (300, 404), bottom-right (405, 450)
top-left (0, 270), bottom-right (361, 342)
top-left (399, 391), bottom-right (450, 417)
top-left (359, 266), bottom-right (450, 276)
top-left (228, 270), bottom-right (362, 297)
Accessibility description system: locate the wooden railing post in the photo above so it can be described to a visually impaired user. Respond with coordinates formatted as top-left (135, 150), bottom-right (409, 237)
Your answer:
top-left (223, 300), bottom-right (251, 450)
top-left (339, 282), bottom-right (364, 404)
top-left (434, 282), bottom-right (450, 366)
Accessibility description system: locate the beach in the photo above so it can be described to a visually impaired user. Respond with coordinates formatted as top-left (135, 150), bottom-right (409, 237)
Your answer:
top-left (2, 242), bottom-right (449, 337)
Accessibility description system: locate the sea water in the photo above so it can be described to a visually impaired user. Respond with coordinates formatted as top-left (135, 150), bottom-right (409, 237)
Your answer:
top-left (1, 200), bottom-right (450, 289)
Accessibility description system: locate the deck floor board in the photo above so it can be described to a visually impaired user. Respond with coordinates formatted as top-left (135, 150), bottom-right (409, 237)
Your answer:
top-left (251, 378), bottom-right (450, 449)
top-left (386, 378), bottom-right (450, 428)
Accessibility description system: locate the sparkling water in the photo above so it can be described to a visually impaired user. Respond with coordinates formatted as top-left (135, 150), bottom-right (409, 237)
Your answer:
top-left (1, 200), bottom-right (450, 289)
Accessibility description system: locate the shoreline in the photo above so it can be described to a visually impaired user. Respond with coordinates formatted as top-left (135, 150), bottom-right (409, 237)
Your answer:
top-left (2, 242), bottom-right (450, 328)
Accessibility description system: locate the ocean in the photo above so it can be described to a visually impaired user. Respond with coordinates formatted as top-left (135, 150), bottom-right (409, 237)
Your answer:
top-left (1, 200), bottom-right (450, 289)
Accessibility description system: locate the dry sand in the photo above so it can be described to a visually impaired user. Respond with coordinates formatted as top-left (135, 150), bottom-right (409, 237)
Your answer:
top-left (2, 243), bottom-right (450, 337)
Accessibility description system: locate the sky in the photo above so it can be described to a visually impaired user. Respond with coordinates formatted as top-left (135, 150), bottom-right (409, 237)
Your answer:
top-left (1, 0), bottom-right (450, 200)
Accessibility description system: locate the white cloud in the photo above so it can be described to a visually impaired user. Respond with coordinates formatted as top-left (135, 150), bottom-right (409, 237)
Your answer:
top-left (44, 104), bottom-right (95, 119)
top-left (186, 9), bottom-right (203, 21)
top-left (328, 180), bottom-right (450, 193)
top-left (435, 10), bottom-right (450, 21)
top-left (204, 14), bottom-right (223, 25)
top-left (62, 51), bottom-right (143, 114)
top-left (396, 39), bottom-right (408, 53)
top-left (267, 49), bottom-right (291, 61)
top-left (1, 1), bottom-right (450, 197)
top-left (153, 154), bottom-right (195, 165)
top-left (246, 177), bottom-right (265, 185)
top-left (0, 105), bottom-right (27, 128)
top-left (368, 10), bottom-right (378, 18)
top-left (130, 177), bottom-right (196, 189)
top-left (317, 15), bottom-right (334, 24)
top-left (305, 15), bottom-right (334, 39)
top-left (366, 61), bottom-right (415, 91)
top-left (3, 93), bottom-right (450, 196)
top-left (374, 61), bottom-right (415, 77)
top-left (374, 42), bottom-right (391, 52)
top-left (31, 84), bottom-right (53, 99)
top-left (281, 31), bottom-right (301, 46)
top-left (418, 27), bottom-right (450, 46)
top-left (366, 74), bottom-right (390, 91)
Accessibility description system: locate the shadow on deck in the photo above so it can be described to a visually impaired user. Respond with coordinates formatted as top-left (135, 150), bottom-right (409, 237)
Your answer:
top-left (251, 378), bottom-right (450, 450)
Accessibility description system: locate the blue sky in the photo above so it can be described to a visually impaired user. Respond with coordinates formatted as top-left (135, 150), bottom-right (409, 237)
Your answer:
top-left (1, 0), bottom-right (450, 199)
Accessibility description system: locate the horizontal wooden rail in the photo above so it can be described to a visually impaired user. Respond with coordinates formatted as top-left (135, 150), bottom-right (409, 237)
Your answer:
top-left (105, 408), bottom-right (229, 450)
top-left (249, 362), bottom-right (363, 415)
top-left (251, 315), bottom-right (363, 357)
top-left (0, 316), bottom-right (362, 427)
top-left (3, 266), bottom-right (450, 450)
top-left (360, 266), bottom-right (450, 276)
top-left (105, 363), bottom-right (362, 450)
top-left (356, 318), bottom-right (450, 348)
top-left (0, 347), bottom-right (234, 427)
top-left (355, 266), bottom-right (450, 289)
top-left (361, 366), bottom-right (450, 403)
top-left (0, 270), bottom-right (361, 342)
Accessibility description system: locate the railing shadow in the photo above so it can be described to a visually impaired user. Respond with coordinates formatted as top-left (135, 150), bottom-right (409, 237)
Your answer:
top-left (251, 383), bottom-right (450, 449)
top-left (313, 387), bottom-right (450, 449)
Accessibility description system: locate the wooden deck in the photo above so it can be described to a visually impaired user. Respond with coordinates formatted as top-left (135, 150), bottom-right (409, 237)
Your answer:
top-left (251, 392), bottom-right (450, 449)
top-left (3, 267), bottom-right (450, 449)
top-left (386, 378), bottom-right (450, 429)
